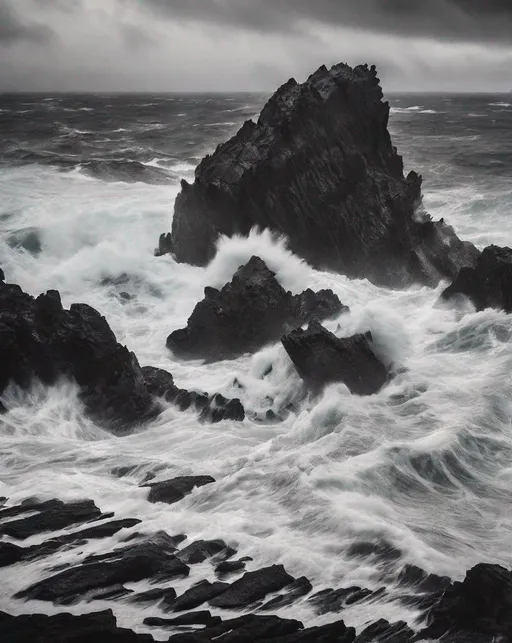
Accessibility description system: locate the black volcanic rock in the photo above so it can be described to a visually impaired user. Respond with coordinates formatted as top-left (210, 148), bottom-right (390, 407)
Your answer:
top-left (0, 609), bottom-right (154, 643)
top-left (16, 532), bottom-right (189, 604)
top-left (176, 539), bottom-right (234, 564)
top-left (164, 63), bottom-right (478, 287)
top-left (441, 245), bottom-right (512, 312)
top-left (282, 320), bottom-right (388, 395)
top-left (167, 256), bottom-right (347, 361)
top-left (142, 366), bottom-right (245, 422)
top-left (417, 563), bottom-right (512, 642)
top-left (0, 277), bottom-right (244, 432)
top-left (209, 564), bottom-right (295, 608)
top-left (168, 580), bottom-right (230, 612)
top-left (142, 475), bottom-right (215, 505)
top-left (0, 499), bottom-right (103, 540)
top-left (355, 620), bottom-right (414, 643)
top-left (0, 282), bottom-right (155, 433)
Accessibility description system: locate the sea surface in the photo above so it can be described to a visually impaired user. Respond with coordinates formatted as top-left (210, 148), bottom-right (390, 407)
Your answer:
top-left (1, 91), bottom-right (512, 634)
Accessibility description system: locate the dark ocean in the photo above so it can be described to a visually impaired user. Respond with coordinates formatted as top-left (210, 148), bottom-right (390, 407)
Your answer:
top-left (1, 91), bottom-right (512, 634)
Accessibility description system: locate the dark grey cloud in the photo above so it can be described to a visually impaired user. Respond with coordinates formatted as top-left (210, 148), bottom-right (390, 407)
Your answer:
top-left (139, 0), bottom-right (512, 44)
top-left (0, 0), bottom-right (53, 46)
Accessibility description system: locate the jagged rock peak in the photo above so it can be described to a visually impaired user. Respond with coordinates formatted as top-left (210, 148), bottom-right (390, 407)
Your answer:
top-left (163, 61), bottom-right (478, 287)
top-left (167, 255), bottom-right (347, 361)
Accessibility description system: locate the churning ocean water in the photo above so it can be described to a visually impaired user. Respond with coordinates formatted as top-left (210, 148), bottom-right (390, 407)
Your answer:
top-left (1, 91), bottom-right (512, 632)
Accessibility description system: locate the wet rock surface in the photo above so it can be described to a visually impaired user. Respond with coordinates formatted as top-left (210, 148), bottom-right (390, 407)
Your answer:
top-left (167, 256), bottom-right (346, 361)
top-left (16, 531), bottom-right (190, 604)
top-left (209, 564), bottom-right (295, 608)
top-left (417, 563), bottom-right (512, 642)
top-left (165, 63), bottom-right (477, 287)
top-left (0, 609), bottom-right (155, 643)
top-left (0, 278), bottom-right (245, 432)
top-left (142, 366), bottom-right (245, 423)
top-left (282, 320), bottom-right (388, 395)
top-left (0, 499), bottom-right (104, 540)
top-left (142, 475), bottom-right (215, 505)
top-left (3, 494), bottom-right (511, 643)
top-left (0, 282), bottom-right (155, 432)
top-left (441, 244), bottom-right (512, 313)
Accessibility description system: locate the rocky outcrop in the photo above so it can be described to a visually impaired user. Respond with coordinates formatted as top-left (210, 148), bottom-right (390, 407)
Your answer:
top-left (417, 563), bottom-right (512, 642)
top-left (163, 63), bottom-right (478, 287)
top-left (441, 245), bottom-right (512, 312)
top-left (0, 610), bottom-right (155, 643)
top-left (142, 366), bottom-right (245, 422)
top-left (0, 278), bottom-right (244, 432)
top-left (141, 475), bottom-right (215, 505)
top-left (0, 281), bottom-right (155, 433)
top-left (8, 493), bottom-right (512, 643)
top-left (282, 321), bottom-right (388, 395)
top-left (167, 256), bottom-right (346, 361)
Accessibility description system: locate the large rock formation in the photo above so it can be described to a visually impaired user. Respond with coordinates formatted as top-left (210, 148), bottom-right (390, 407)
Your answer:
top-left (0, 280), bottom-right (154, 433)
top-left (0, 277), bottom-right (244, 432)
top-left (281, 321), bottom-right (388, 395)
top-left (162, 63), bottom-right (478, 287)
top-left (441, 245), bottom-right (512, 312)
top-left (417, 563), bottom-right (512, 642)
top-left (167, 256), bottom-right (346, 361)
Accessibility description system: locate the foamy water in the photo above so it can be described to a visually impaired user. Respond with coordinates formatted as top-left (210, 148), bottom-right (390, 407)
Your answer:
top-left (1, 92), bottom-right (512, 635)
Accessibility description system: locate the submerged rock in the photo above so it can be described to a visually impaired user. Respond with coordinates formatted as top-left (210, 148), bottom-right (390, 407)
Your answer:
top-left (282, 321), bottom-right (388, 395)
top-left (0, 499), bottom-right (103, 540)
top-left (209, 564), bottom-right (294, 608)
top-left (167, 256), bottom-right (346, 361)
top-left (354, 619), bottom-right (414, 643)
top-left (164, 63), bottom-right (478, 287)
top-left (142, 475), bottom-right (215, 505)
top-left (16, 532), bottom-right (189, 604)
top-left (441, 245), bottom-right (512, 313)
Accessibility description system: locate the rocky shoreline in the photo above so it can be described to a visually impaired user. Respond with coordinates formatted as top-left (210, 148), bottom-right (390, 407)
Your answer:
top-left (3, 61), bottom-right (512, 642)
top-left (1, 488), bottom-right (511, 642)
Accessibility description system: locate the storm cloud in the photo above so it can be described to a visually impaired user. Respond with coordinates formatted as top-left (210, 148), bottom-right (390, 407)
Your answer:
top-left (0, 1), bottom-right (53, 45)
top-left (0, 0), bottom-right (511, 92)
top-left (140, 0), bottom-right (512, 44)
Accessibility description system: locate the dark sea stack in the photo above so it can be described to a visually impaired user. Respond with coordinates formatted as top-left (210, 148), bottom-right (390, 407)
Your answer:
top-left (165, 63), bottom-right (477, 287)
top-left (167, 256), bottom-right (347, 361)
top-left (417, 563), bottom-right (512, 642)
top-left (282, 320), bottom-right (388, 395)
top-left (441, 245), bottom-right (512, 312)
top-left (0, 281), bottom-right (155, 433)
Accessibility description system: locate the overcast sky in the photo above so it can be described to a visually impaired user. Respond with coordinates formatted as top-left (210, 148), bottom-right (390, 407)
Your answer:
top-left (1, 0), bottom-right (511, 92)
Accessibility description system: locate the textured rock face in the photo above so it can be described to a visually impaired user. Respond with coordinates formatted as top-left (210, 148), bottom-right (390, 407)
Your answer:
top-left (281, 321), bottom-right (388, 395)
top-left (418, 563), bottom-right (512, 641)
top-left (167, 256), bottom-right (346, 361)
top-left (165, 63), bottom-right (478, 287)
top-left (441, 245), bottom-right (512, 312)
top-left (0, 282), bottom-right (154, 432)
top-left (0, 279), bottom-right (245, 432)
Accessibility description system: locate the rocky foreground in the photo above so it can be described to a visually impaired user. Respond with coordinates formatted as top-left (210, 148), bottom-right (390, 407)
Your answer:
top-left (5, 60), bottom-right (512, 642)
top-left (1, 487), bottom-right (511, 643)
top-left (160, 63), bottom-right (478, 287)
